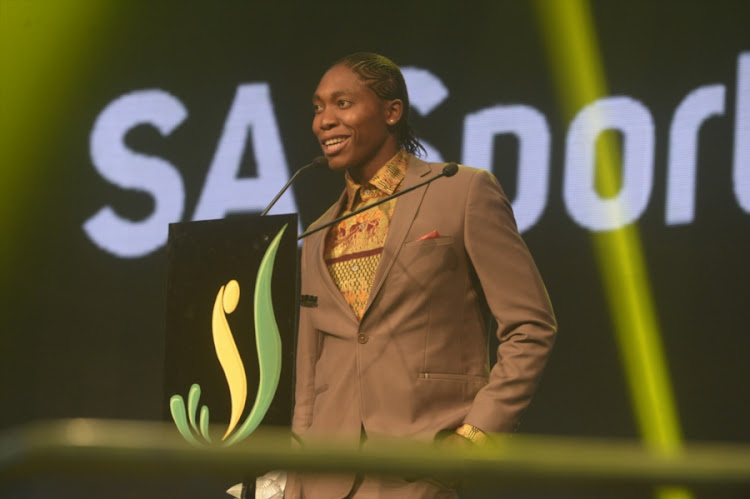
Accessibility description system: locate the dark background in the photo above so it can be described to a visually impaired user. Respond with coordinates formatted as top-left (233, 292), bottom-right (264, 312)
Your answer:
top-left (1, 0), bottom-right (749, 497)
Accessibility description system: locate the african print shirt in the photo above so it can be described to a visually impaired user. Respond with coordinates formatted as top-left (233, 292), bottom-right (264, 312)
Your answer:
top-left (323, 150), bottom-right (409, 321)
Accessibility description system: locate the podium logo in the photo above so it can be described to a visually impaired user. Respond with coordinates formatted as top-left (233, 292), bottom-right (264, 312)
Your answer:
top-left (169, 225), bottom-right (286, 446)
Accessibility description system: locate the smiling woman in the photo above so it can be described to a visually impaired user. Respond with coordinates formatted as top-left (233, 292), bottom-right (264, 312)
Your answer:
top-left (312, 53), bottom-right (424, 183)
top-left (290, 52), bottom-right (557, 499)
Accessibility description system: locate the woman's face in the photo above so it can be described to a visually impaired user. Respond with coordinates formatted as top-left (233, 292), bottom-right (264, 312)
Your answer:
top-left (312, 64), bottom-right (401, 181)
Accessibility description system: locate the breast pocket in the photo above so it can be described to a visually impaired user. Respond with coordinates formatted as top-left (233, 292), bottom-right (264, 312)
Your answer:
top-left (396, 236), bottom-right (458, 287)
top-left (402, 236), bottom-right (454, 248)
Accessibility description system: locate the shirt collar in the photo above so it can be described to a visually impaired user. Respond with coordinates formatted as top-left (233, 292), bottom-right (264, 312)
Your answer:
top-left (343, 150), bottom-right (409, 211)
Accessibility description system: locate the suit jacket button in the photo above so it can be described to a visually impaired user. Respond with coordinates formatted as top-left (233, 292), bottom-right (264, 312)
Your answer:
top-left (357, 333), bottom-right (368, 344)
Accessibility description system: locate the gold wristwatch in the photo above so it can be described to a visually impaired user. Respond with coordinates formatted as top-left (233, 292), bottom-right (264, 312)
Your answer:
top-left (455, 424), bottom-right (488, 445)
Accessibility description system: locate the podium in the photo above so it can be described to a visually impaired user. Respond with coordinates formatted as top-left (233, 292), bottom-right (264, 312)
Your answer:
top-left (162, 214), bottom-right (298, 447)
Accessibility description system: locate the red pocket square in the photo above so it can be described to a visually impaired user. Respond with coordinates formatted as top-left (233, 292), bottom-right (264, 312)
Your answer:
top-left (415, 230), bottom-right (440, 241)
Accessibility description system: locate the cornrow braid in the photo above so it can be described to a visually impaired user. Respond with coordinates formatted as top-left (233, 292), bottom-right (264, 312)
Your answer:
top-left (335, 52), bottom-right (426, 157)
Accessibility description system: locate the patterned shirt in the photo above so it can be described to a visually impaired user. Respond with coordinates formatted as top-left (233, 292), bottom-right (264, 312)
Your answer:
top-left (324, 150), bottom-right (409, 321)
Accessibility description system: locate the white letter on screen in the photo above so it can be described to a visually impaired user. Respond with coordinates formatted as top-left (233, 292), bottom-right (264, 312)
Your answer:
top-left (666, 84), bottom-right (725, 225)
top-left (462, 104), bottom-right (551, 233)
top-left (734, 51), bottom-right (750, 213)
top-left (564, 96), bottom-right (654, 231)
top-left (192, 83), bottom-right (296, 220)
top-left (84, 89), bottom-right (187, 258)
top-left (402, 66), bottom-right (447, 163)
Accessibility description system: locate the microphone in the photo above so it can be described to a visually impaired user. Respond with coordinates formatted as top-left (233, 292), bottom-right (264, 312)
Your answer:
top-left (260, 156), bottom-right (328, 216)
top-left (298, 162), bottom-right (459, 240)
top-left (442, 162), bottom-right (458, 177)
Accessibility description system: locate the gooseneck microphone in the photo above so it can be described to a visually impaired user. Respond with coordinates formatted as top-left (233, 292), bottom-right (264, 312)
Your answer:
top-left (260, 156), bottom-right (328, 216)
top-left (298, 162), bottom-right (459, 240)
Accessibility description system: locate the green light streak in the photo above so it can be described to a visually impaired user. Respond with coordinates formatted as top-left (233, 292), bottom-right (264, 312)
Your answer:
top-left (532, 1), bottom-right (689, 498)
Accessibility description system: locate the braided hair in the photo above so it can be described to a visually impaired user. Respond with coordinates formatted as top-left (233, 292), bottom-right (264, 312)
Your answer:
top-left (335, 52), bottom-right (426, 157)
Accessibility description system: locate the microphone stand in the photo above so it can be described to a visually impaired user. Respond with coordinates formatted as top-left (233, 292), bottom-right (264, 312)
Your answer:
top-left (260, 156), bottom-right (327, 216)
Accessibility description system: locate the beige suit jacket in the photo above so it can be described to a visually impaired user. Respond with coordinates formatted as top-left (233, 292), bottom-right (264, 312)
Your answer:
top-left (288, 156), bottom-right (557, 498)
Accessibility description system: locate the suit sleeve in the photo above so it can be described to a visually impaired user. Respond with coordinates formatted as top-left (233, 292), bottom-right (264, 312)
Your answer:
top-left (462, 168), bottom-right (557, 434)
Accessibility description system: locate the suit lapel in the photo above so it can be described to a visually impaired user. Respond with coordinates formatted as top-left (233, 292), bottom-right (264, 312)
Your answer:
top-left (307, 191), bottom-right (360, 326)
top-left (362, 156), bottom-right (434, 320)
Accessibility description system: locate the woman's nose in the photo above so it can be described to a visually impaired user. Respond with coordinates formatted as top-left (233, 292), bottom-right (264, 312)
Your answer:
top-left (317, 107), bottom-right (337, 130)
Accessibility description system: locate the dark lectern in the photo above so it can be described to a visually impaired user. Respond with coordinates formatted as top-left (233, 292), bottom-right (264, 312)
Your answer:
top-left (163, 214), bottom-right (298, 449)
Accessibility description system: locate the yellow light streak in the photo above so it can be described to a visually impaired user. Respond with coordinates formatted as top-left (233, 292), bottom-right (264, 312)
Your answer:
top-left (532, 1), bottom-right (690, 498)
top-left (0, 0), bottom-right (115, 270)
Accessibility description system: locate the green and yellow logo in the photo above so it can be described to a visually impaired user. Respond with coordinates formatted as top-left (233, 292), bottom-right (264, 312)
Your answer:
top-left (169, 225), bottom-right (286, 446)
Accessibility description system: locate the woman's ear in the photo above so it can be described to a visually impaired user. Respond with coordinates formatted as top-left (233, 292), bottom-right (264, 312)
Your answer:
top-left (385, 99), bottom-right (404, 125)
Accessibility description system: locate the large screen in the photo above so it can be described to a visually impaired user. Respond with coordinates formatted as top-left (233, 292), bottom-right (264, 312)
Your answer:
top-left (2, 0), bottom-right (748, 497)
